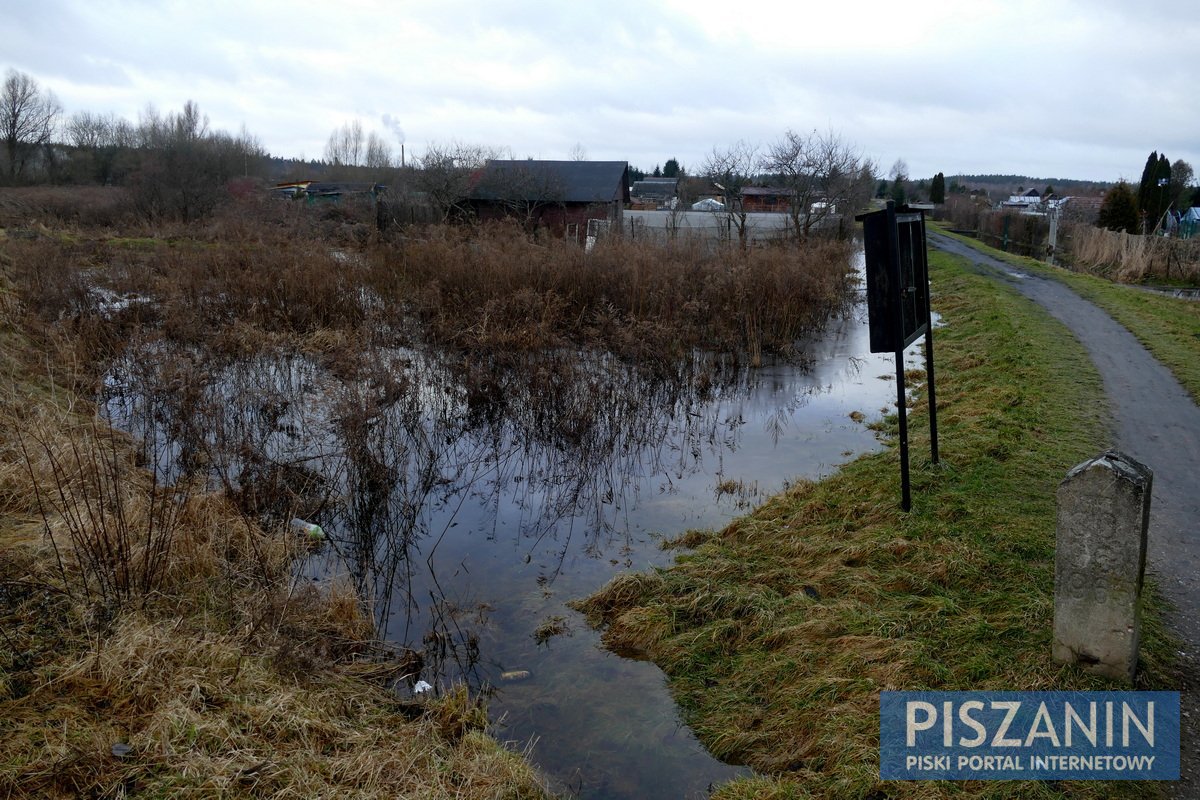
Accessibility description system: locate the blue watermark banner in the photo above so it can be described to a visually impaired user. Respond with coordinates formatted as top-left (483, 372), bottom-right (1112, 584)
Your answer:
top-left (880, 691), bottom-right (1179, 780)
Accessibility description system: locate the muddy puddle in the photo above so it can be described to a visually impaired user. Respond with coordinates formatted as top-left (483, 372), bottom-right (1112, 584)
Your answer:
top-left (100, 255), bottom-right (927, 799)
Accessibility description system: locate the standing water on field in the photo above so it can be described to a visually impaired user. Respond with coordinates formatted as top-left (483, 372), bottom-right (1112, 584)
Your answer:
top-left (101, 250), bottom-right (925, 799)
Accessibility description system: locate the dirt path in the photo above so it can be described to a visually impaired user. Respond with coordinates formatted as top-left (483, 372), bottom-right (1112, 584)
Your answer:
top-left (930, 233), bottom-right (1200, 796)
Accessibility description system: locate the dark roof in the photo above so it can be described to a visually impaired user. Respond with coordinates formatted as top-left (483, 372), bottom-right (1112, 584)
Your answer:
top-left (740, 186), bottom-right (794, 197)
top-left (470, 160), bottom-right (629, 204)
top-left (631, 178), bottom-right (678, 197)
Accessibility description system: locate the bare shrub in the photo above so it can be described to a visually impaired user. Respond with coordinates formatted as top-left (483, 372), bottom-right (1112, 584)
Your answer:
top-left (10, 401), bottom-right (294, 614)
top-left (0, 186), bottom-right (135, 228)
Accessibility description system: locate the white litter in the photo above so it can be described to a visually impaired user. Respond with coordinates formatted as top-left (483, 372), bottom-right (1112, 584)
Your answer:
top-left (413, 680), bottom-right (434, 694)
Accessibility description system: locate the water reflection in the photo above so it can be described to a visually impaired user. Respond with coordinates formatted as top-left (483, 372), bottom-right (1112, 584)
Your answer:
top-left (101, 270), bottom-right (914, 798)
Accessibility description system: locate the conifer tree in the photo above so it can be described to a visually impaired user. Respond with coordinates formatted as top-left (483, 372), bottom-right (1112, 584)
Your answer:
top-left (930, 172), bottom-right (945, 204)
top-left (1137, 151), bottom-right (1172, 232)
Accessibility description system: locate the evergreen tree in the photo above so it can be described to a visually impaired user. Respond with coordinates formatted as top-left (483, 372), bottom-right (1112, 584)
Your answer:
top-left (1097, 181), bottom-right (1139, 234)
top-left (663, 158), bottom-right (681, 178)
top-left (1137, 151), bottom-right (1172, 232)
top-left (930, 172), bottom-right (946, 204)
top-left (652, 164), bottom-right (662, 177)
top-left (1137, 151), bottom-right (1159, 215)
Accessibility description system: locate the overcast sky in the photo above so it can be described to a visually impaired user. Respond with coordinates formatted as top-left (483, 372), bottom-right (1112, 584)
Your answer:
top-left (7, 0), bottom-right (1198, 183)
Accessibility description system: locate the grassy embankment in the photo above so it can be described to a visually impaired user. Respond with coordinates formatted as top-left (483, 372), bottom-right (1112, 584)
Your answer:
top-left (934, 226), bottom-right (1200, 402)
top-left (575, 248), bottom-right (1178, 799)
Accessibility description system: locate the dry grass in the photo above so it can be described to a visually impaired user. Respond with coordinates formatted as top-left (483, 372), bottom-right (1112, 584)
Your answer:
top-left (1065, 223), bottom-right (1200, 284)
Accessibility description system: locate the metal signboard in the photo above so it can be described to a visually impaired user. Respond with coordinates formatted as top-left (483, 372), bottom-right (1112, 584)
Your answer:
top-left (862, 203), bottom-right (930, 353)
top-left (855, 201), bottom-right (939, 511)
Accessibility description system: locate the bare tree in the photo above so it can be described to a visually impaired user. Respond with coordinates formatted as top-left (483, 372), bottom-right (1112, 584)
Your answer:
top-left (131, 101), bottom-right (262, 221)
top-left (472, 160), bottom-right (567, 229)
top-left (888, 158), bottom-right (909, 204)
top-left (568, 142), bottom-right (588, 161)
top-left (702, 140), bottom-right (759, 248)
top-left (415, 141), bottom-right (506, 221)
top-left (760, 129), bottom-right (868, 241)
top-left (365, 131), bottom-right (393, 170)
top-left (1169, 159), bottom-right (1194, 211)
top-left (1, 69), bottom-right (62, 183)
top-left (325, 120), bottom-right (365, 167)
top-left (66, 111), bottom-right (135, 184)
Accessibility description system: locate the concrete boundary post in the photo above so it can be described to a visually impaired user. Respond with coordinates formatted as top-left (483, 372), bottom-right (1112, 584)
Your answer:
top-left (1053, 450), bottom-right (1152, 683)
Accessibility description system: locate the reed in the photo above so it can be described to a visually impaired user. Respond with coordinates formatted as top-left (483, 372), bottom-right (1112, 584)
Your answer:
top-left (368, 222), bottom-right (854, 363)
top-left (1064, 223), bottom-right (1200, 283)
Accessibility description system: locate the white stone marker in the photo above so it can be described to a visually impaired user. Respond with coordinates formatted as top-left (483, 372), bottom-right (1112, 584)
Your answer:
top-left (1053, 450), bottom-right (1152, 683)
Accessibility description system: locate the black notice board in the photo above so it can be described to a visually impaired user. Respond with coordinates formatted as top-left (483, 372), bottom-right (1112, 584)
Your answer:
top-left (859, 203), bottom-right (929, 354)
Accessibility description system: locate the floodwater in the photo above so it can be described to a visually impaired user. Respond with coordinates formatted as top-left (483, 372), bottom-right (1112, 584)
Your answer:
top-left (100, 253), bottom-right (926, 799)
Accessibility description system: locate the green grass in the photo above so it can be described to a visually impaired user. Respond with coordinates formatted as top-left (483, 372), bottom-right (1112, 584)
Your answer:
top-left (934, 225), bottom-right (1200, 402)
top-left (574, 250), bottom-right (1177, 799)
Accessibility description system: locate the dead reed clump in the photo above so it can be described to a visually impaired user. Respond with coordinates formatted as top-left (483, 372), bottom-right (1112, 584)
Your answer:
top-left (1065, 222), bottom-right (1200, 283)
top-left (368, 222), bottom-right (855, 364)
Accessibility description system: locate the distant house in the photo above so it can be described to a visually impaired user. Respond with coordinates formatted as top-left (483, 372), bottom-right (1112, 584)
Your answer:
top-left (467, 160), bottom-right (629, 241)
top-left (1057, 195), bottom-right (1104, 225)
top-left (740, 186), bottom-right (793, 213)
top-left (631, 177), bottom-right (679, 209)
top-left (1000, 188), bottom-right (1042, 210)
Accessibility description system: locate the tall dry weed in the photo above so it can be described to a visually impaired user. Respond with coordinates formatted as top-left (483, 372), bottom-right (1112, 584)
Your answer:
top-left (368, 222), bottom-right (854, 362)
top-left (1065, 223), bottom-right (1200, 283)
top-left (6, 400), bottom-right (294, 614)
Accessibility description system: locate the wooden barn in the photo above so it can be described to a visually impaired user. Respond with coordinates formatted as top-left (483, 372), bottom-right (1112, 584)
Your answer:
top-left (739, 186), bottom-right (794, 213)
top-left (467, 160), bottom-right (629, 241)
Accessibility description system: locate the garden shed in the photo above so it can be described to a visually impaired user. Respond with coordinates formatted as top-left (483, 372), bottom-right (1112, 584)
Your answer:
top-left (467, 160), bottom-right (629, 241)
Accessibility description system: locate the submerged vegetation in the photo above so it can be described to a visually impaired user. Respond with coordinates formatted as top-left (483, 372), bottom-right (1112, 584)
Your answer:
top-left (574, 250), bottom-right (1177, 798)
top-left (0, 188), bottom-right (858, 797)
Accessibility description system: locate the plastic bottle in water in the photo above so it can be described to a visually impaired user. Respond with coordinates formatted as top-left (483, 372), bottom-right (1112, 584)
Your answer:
top-left (290, 518), bottom-right (325, 540)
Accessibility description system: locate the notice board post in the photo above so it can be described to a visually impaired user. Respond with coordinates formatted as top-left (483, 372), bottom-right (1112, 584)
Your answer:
top-left (855, 201), bottom-right (939, 511)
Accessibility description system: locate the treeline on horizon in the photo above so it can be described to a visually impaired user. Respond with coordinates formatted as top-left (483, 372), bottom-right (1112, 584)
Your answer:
top-left (951, 174), bottom-right (1112, 191)
top-left (5, 63), bottom-right (1188, 232)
